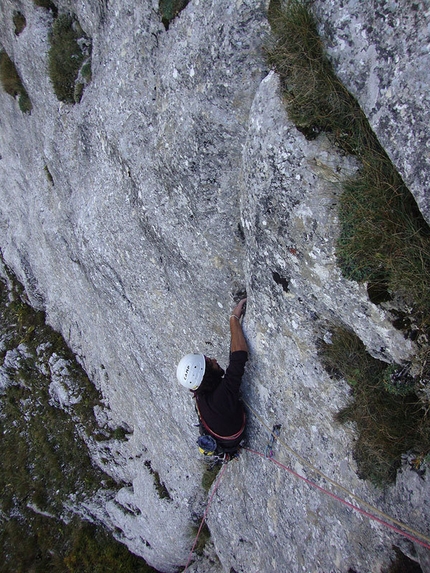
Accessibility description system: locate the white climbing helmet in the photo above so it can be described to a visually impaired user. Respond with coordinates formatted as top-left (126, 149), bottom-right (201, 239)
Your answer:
top-left (176, 353), bottom-right (206, 390)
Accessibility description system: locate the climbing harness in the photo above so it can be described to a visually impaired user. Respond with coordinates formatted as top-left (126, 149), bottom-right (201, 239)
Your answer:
top-left (183, 387), bottom-right (430, 571)
top-left (265, 424), bottom-right (282, 458)
top-left (197, 432), bottom-right (243, 469)
top-left (193, 396), bottom-right (246, 462)
top-left (194, 397), bottom-right (246, 443)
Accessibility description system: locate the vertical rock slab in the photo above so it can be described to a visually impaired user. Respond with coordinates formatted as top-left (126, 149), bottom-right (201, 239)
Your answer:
top-left (0, 0), bottom-right (269, 570)
top-left (206, 70), bottom-right (429, 573)
top-left (312, 0), bottom-right (430, 224)
top-left (1, 0), bottom-right (430, 572)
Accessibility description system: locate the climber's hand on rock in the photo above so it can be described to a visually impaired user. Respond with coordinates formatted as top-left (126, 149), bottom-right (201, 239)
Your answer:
top-left (232, 298), bottom-right (247, 319)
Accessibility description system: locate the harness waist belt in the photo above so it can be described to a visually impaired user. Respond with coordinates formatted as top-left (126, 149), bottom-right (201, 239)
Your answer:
top-left (195, 400), bottom-right (246, 441)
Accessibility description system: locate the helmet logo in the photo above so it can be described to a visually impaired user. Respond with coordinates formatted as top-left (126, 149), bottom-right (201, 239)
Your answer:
top-left (177, 354), bottom-right (205, 389)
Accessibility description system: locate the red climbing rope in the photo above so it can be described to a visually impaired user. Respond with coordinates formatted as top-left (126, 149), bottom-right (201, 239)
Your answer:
top-left (182, 402), bottom-right (429, 571)
top-left (243, 398), bottom-right (430, 550)
top-left (245, 446), bottom-right (430, 551)
top-left (183, 462), bottom-right (228, 572)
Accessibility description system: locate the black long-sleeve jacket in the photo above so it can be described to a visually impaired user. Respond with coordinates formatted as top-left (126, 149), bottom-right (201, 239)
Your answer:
top-left (194, 350), bottom-right (248, 439)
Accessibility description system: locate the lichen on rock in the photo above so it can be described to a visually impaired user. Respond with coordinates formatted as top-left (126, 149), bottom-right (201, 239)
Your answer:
top-left (0, 0), bottom-right (429, 572)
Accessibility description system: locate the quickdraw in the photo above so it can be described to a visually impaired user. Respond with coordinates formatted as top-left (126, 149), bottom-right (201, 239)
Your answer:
top-left (265, 424), bottom-right (282, 458)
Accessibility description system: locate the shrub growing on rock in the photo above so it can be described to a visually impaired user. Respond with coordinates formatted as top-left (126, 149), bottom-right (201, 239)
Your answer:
top-left (268, 0), bottom-right (430, 484)
top-left (48, 13), bottom-right (91, 104)
top-left (32, 0), bottom-right (58, 16)
top-left (159, 0), bottom-right (190, 29)
top-left (0, 50), bottom-right (32, 113)
top-left (319, 327), bottom-right (430, 486)
top-left (266, 0), bottom-right (430, 331)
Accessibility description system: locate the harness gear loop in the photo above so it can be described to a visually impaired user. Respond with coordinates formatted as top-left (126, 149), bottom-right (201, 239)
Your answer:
top-left (197, 434), bottom-right (217, 456)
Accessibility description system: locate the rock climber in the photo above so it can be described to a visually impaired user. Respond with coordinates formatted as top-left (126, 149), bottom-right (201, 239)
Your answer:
top-left (176, 298), bottom-right (248, 453)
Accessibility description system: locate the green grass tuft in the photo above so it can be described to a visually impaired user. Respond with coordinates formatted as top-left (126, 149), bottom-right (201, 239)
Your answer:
top-left (319, 327), bottom-right (430, 486)
top-left (13, 11), bottom-right (27, 35)
top-left (63, 520), bottom-right (158, 572)
top-left (201, 464), bottom-right (221, 492)
top-left (190, 521), bottom-right (211, 557)
top-left (267, 0), bottom-right (430, 484)
top-left (159, 0), bottom-right (190, 29)
top-left (32, 0), bottom-right (58, 16)
top-left (266, 0), bottom-right (430, 331)
top-left (266, 0), bottom-right (362, 144)
top-left (144, 460), bottom-right (172, 501)
top-left (1, 514), bottom-right (158, 573)
top-left (337, 151), bottom-right (430, 325)
top-left (48, 14), bottom-right (91, 103)
top-left (0, 50), bottom-right (32, 113)
top-left (81, 61), bottom-right (92, 82)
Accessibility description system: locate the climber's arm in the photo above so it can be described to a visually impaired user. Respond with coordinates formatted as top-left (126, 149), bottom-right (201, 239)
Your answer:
top-left (230, 299), bottom-right (248, 354)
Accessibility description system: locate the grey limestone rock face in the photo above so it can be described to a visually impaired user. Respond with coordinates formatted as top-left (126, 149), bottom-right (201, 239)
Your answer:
top-left (0, 0), bottom-right (429, 572)
top-left (212, 69), bottom-right (429, 573)
top-left (312, 0), bottom-right (430, 225)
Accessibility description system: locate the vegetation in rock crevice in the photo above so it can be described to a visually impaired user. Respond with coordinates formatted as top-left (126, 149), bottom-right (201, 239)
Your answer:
top-left (32, 0), bottom-right (58, 17)
top-left (0, 50), bottom-right (32, 113)
top-left (159, 0), bottom-right (191, 30)
top-left (1, 513), bottom-right (158, 573)
top-left (386, 546), bottom-right (424, 573)
top-left (13, 11), bottom-right (27, 35)
top-left (48, 13), bottom-right (92, 104)
top-left (144, 460), bottom-right (172, 501)
top-left (265, 0), bottom-right (430, 329)
top-left (0, 263), bottom-right (156, 572)
top-left (266, 0), bottom-right (430, 484)
top-left (189, 521), bottom-right (212, 557)
top-left (201, 464), bottom-right (221, 493)
top-left (319, 327), bottom-right (430, 486)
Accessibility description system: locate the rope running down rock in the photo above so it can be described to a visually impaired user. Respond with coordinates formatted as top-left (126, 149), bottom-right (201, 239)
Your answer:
top-left (243, 398), bottom-right (430, 550)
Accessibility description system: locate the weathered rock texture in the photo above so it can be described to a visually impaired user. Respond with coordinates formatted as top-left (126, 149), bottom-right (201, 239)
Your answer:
top-left (0, 0), bottom-right (429, 572)
top-left (313, 0), bottom-right (430, 225)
